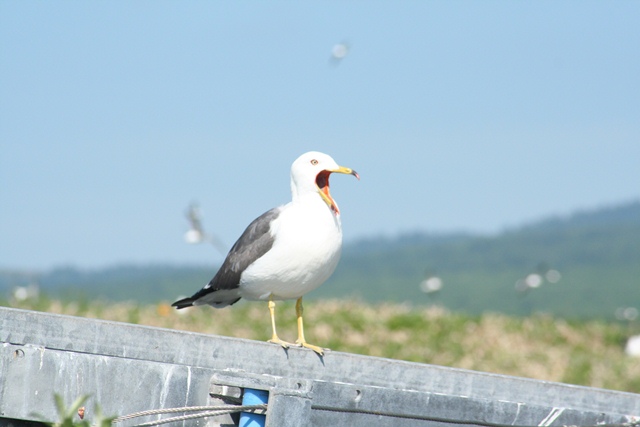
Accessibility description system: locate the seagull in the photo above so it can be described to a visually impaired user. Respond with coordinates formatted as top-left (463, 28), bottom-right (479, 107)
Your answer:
top-left (184, 202), bottom-right (227, 255)
top-left (172, 151), bottom-right (359, 355)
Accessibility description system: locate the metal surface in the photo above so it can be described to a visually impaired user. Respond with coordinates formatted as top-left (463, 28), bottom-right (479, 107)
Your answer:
top-left (1, 306), bottom-right (639, 426)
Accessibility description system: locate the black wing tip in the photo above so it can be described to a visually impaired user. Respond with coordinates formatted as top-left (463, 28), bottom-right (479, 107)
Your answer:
top-left (171, 297), bottom-right (195, 309)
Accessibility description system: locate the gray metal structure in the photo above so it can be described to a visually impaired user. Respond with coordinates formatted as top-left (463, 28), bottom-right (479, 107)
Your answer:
top-left (1, 306), bottom-right (639, 426)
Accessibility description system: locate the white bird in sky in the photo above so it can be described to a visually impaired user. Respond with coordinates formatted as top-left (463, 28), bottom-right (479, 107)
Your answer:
top-left (172, 151), bottom-right (359, 355)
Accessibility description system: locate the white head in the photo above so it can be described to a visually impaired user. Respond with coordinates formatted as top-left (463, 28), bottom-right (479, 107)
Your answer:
top-left (290, 151), bottom-right (359, 214)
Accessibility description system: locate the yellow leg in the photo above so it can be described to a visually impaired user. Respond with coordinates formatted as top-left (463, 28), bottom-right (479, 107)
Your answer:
top-left (295, 298), bottom-right (325, 356)
top-left (267, 298), bottom-right (293, 349)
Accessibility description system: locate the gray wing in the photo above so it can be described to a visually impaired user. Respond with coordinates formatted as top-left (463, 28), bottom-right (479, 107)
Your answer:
top-left (209, 207), bottom-right (281, 291)
top-left (172, 207), bottom-right (281, 308)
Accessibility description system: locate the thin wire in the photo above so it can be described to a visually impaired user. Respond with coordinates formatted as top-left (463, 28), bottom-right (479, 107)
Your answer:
top-left (311, 405), bottom-right (640, 427)
top-left (112, 404), bottom-right (266, 426)
top-left (112, 400), bottom-right (640, 427)
top-left (113, 404), bottom-right (243, 422)
top-left (129, 407), bottom-right (266, 427)
top-left (312, 404), bottom-right (480, 424)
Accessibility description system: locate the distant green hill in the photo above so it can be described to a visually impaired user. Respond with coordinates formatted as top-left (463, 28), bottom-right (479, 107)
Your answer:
top-left (318, 200), bottom-right (640, 318)
top-left (0, 264), bottom-right (214, 303)
top-left (2, 200), bottom-right (639, 319)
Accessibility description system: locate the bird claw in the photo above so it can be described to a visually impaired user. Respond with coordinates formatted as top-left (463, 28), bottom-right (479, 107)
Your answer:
top-left (269, 338), bottom-right (325, 356)
top-left (296, 340), bottom-right (325, 356)
top-left (268, 337), bottom-right (294, 349)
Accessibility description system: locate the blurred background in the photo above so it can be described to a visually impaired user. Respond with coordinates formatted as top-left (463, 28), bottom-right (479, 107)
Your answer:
top-left (0, 0), bottom-right (640, 392)
top-left (2, 2), bottom-right (640, 382)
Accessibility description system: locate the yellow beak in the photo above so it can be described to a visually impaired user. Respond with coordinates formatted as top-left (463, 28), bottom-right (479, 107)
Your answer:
top-left (316, 166), bottom-right (359, 213)
top-left (332, 166), bottom-right (360, 180)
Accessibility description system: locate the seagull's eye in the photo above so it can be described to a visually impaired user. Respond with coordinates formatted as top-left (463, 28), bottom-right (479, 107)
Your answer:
top-left (310, 159), bottom-right (318, 165)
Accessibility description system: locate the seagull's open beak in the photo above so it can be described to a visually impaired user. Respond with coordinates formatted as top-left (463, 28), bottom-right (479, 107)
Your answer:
top-left (316, 166), bottom-right (359, 214)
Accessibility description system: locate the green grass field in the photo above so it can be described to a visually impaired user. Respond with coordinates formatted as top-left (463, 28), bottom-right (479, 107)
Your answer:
top-left (6, 297), bottom-right (640, 394)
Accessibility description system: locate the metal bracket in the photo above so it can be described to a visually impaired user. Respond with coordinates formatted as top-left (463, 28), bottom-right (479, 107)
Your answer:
top-left (210, 370), bottom-right (313, 427)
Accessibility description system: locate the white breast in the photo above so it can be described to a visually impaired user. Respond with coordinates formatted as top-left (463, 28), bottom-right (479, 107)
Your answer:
top-left (239, 196), bottom-right (343, 301)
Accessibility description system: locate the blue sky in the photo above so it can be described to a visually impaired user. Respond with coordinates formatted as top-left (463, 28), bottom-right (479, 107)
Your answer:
top-left (1, 1), bottom-right (639, 270)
